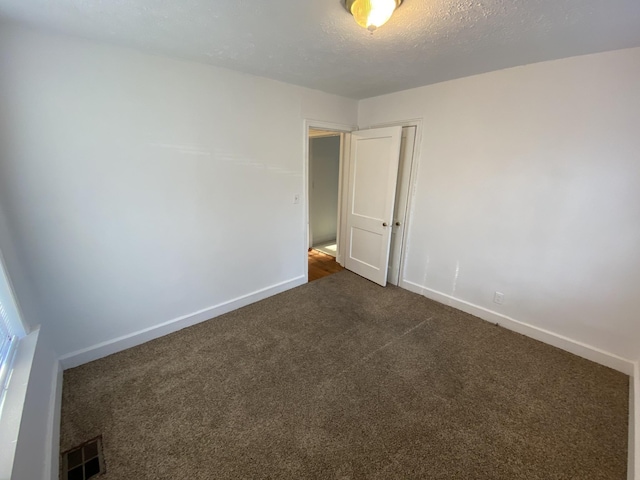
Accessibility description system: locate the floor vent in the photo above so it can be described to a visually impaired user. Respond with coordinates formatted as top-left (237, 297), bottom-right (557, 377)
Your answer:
top-left (61, 436), bottom-right (105, 480)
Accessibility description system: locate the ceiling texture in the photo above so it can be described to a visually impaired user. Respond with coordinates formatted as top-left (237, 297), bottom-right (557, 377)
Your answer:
top-left (1, 0), bottom-right (639, 99)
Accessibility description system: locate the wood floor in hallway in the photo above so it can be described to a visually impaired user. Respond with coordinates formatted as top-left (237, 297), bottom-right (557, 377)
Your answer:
top-left (308, 249), bottom-right (343, 282)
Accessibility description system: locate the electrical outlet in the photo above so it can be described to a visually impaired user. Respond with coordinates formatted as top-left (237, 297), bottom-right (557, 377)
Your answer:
top-left (493, 292), bottom-right (505, 305)
top-left (293, 194), bottom-right (300, 204)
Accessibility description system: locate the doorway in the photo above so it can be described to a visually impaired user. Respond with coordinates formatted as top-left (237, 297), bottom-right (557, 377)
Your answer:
top-left (304, 120), bottom-right (419, 287)
top-left (307, 128), bottom-right (345, 282)
top-left (309, 130), bottom-right (341, 256)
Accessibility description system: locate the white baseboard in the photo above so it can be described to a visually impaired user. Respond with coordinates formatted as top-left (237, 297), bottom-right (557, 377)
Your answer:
top-left (45, 362), bottom-right (63, 480)
top-left (630, 361), bottom-right (640, 480)
top-left (60, 276), bottom-right (306, 369)
top-left (400, 279), bottom-right (635, 375)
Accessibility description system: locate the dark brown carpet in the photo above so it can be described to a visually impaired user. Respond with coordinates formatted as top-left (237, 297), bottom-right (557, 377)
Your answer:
top-left (60, 271), bottom-right (629, 479)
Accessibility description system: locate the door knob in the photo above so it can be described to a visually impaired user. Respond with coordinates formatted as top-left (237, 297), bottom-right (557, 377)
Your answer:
top-left (382, 222), bottom-right (388, 227)
top-left (395, 221), bottom-right (401, 226)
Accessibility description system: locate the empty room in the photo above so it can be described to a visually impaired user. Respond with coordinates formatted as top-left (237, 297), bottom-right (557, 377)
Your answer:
top-left (0, 1), bottom-right (639, 479)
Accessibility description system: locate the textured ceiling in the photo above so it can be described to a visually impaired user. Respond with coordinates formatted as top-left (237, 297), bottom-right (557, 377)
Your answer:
top-left (1, 0), bottom-right (639, 99)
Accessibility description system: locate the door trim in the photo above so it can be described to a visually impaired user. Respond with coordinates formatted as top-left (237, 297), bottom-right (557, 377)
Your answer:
top-left (359, 118), bottom-right (423, 287)
top-left (303, 120), bottom-right (357, 281)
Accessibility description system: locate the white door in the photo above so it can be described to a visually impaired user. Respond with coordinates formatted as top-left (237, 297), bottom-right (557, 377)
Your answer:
top-left (388, 126), bottom-right (417, 285)
top-left (344, 126), bottom-right (402, 286)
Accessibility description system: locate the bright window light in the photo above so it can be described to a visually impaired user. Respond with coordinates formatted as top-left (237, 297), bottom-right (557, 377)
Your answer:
top-left (0, 253), bottom-right (26, 403)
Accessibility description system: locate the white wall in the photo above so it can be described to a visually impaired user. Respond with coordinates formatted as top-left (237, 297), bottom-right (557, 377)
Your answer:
top-left (0, 202), bottom-right (37, 334)
top-left (359, 47), bottom-right (640, 362)
top-left (0, 24), bottom-right (357, 360)
top-left (309, 136), bottom-right (341, 246)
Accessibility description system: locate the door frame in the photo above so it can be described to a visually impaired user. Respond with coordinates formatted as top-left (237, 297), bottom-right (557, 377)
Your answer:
top-left (303, 118), bottom-right (422, 287)
top-left (358, 118), bottom-right (423, 288)
top-left (303, 119), bottom-right (357, 281)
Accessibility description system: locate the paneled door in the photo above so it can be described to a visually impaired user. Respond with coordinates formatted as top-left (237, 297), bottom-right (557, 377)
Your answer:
top-left (344, 127), bottom-right (402, 286)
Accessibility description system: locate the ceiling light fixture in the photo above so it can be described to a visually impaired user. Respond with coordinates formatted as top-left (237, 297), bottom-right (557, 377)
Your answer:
top-left (345, 0), bottom-right (403, 33)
